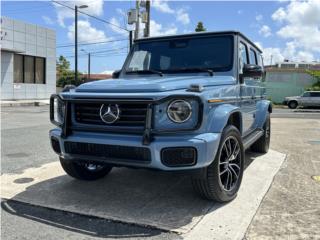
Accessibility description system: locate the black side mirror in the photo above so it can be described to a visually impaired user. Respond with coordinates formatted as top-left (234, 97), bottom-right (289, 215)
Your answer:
top-left (112, 70), bottom-right (121, 79)
top-left (242, 64), bottom-right (263, 78)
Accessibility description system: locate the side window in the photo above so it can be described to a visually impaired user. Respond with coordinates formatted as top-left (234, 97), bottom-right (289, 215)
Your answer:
top-left (239, 42), bottom-right (248, 74)
top-left (302, 92), bottom-right (310, 97)
top-left (249, 48), bottom-right (257, 65)
top-left (257, 53), bottom-right (263, 67)
top-left (310, 92), bottom-right (320, 97)
top-left (239, 42), bottom-right (248, 64)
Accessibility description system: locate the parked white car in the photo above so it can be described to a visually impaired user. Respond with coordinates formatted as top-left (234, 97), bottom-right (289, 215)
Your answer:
top-left (284, 91), bottom-right (320, 109)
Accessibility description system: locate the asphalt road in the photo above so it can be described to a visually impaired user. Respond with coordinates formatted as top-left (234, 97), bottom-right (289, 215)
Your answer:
top-left (1, 105), bottom-right (320, 239)
top-left (1, 105), bottom-right (178, 239)
top-left (272, 107), bottom-right (320, 119)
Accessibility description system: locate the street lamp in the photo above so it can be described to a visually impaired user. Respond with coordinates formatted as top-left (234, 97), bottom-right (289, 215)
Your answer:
top-left (75, 4), bottom-right (88, 83)
top-left (81, 49), bottom-right (91, 81)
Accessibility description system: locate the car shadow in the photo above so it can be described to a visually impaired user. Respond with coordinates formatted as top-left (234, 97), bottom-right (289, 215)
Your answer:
top-left (2, 151), bottom-right (263, 238)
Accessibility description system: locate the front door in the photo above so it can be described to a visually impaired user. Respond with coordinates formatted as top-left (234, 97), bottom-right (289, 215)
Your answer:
top-left (239, 41), bottom-right (257, 136)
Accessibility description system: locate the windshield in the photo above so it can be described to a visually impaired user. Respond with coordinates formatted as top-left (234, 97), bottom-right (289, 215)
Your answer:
top-left (124, 35), bottom-right (234, 74)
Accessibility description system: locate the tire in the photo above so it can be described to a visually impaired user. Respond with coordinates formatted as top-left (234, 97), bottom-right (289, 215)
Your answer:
top-left (191, 125), bottom-right (244, 202)
top-left (288, 101), bottom-right (298, 109)
top-left (60, 157), bottom-right (112, 181)
top-left (251, 113), bottom-right (270, 153)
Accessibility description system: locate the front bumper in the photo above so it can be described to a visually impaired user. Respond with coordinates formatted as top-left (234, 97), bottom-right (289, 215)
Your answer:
top-left (50, 129), bottom-right (221, 171)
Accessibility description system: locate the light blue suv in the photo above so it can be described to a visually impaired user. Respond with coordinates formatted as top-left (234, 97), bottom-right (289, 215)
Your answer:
top-left (50, 31), bottom-right (271, 202)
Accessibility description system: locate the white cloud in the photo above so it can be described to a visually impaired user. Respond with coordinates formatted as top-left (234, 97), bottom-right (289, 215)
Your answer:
top-left (109, 17), bottom-right (128, 36)
top-left (53, 0), bottom-right (104, 27)
top-left (42, 16), bottom-right (54, 25)
top-left (263, 47), bottom-right (284, 65)
top-left (152, 0), bottom-right (190, 26)
top-left (271, 7), bottom-right (286, 22)
top-left (176, 8), bottom-right (190, 25)
top-left (101, 70), bottom-right (115, 75)
top-left (150, 20), bottom-right (177, 36)
top-left (67, 20), bottom-right (110, 43)
top-left (255, 14), bottom-right (263, 22)
top-left (259, 25), bottom-right (272, 37)
top-left (257, 41), bottom-right (315, 65)
top-left (272, 0), bottom-right (320, 53)
top-left (152, 0), bottom-right (174, 14)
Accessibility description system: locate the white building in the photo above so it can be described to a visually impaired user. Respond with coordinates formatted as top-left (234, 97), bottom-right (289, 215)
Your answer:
top-left (1, 17), bottom-right (56, 100)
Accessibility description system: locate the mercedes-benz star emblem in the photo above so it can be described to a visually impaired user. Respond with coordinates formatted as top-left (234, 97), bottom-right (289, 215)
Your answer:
top-left (100, 104), bottom-right (120, 124)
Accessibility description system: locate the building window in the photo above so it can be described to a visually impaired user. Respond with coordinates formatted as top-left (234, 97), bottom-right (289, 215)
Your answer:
top-left (24, 56), bottom-right (35, 83)
top-left (14, 54), bottom-right (23, 83)
top-left (35, 57), bottom-right (45, 84)
top-left (13, 54), bottom-right (46, 84)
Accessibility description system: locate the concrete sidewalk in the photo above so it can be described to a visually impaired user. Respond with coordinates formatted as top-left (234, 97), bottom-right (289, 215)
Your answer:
top-left (1, 150), bottom-right (285, 239)
top-left (1, 99), bottom-right (50, 107)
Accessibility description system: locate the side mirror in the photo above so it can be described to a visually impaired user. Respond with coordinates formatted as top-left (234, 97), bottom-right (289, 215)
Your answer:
top-left (242, 64), bottom-right (263, 78)
top-left (112, 70), bottom-right (121, 79)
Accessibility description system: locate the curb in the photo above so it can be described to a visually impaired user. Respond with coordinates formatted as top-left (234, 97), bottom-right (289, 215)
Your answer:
top-left (1, 102), bottom-right (49, 107)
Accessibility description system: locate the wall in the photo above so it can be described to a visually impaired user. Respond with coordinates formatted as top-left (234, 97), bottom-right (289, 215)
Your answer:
top-left (1, 17), bottom-right (56, 100)
top-left (265, 71), bottom-right (317, 103)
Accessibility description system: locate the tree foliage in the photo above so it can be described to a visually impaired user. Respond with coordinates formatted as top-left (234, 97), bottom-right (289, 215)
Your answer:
top-left (56, 55), bottom-right (84, 87)
top-left (195, 22), bottom-right (206, 32)
top-left (305, 70), bottom-right (320, 91)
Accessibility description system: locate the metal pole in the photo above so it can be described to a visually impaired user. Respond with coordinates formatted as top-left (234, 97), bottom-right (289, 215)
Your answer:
top-left (134, 0), bottom-right (140, 39)
top-left (144, 0), bottom-right (150, 37)
top-left (75, 5), bottom-right (78, 82)
top-left (88, 53), bottom-right (91, 81)
top-left (129, 30), bottom-right (133, 49)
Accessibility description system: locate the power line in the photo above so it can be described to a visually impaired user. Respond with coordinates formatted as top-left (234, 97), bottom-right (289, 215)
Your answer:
top-left (56, 33), bottom-right (128, 46)
top-left (57, 38), bottom-right (128, 48)
top-left (60, 47), bottom-right (128, 58)
top-left (51, 0), bottom-right (129, 32)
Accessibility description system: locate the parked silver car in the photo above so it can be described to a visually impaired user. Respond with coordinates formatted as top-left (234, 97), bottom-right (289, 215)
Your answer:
top-left (284, 91), bottom-right (320, 109)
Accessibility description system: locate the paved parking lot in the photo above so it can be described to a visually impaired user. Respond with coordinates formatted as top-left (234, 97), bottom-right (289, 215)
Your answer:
top-left (1, 106), bottom-right (320, 239)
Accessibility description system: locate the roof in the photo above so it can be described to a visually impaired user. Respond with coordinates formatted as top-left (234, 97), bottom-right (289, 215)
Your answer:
top-left (135, 31), bottom-right (262, 53)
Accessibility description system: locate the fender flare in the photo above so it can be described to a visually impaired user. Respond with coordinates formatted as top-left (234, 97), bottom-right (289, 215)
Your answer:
top-left (207, 104), bottom-right (243, 133)
top-left (254, 100), bottom-right (272, 129)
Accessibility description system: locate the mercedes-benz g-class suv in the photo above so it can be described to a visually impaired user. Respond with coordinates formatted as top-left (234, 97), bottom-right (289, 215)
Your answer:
top-left (50, 31), bottom-right (271, 202)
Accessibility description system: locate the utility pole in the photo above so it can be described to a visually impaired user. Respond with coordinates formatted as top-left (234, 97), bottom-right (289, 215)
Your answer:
top-left (134, 0), bottom-right (140, 39)
top-left (74, 4), bottom-right (88, 82)
top-left (88, 53), bottom-right (91, 81)
top-left (129, 30), bottom-right (133, 49)
top-left (81, 49), bottom-right (91, 81)
top-left (144, 0), bottom-right (150, 37)
top-left (75, 5), bottom-right (78, 82)
top-left (270, 55), bottom-right (273, 65)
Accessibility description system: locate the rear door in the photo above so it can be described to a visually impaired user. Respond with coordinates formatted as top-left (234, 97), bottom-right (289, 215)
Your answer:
top-left (310, 92), bottom-right (320, 107)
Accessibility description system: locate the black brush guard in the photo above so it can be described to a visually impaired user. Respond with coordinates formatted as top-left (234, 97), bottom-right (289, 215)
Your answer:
top-left (50, 94), bottom-right (203, 145)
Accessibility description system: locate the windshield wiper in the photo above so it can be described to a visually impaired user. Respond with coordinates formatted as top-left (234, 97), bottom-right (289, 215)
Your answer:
top-left (166, 68), bottom-right (214, 76)
top-left (126, 69), bottom-right (163, 77)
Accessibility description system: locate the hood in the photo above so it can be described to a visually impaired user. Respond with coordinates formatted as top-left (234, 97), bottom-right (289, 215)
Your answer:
top-left (76, 75), bottom-right (235, 93)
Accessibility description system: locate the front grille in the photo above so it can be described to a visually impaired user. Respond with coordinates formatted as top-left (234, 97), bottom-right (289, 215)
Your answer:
top-left (74, 103), bottom-right (148, 127)
top-left (64, 142), bottom-right (151, 162)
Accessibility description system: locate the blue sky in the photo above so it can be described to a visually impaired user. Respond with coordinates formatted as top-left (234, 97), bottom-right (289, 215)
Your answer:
top-left (2, 0), bottom-right (320, 73)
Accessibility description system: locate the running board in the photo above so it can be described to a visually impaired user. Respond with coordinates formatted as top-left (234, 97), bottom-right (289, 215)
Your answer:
top-left (243, 129), bottom-right (264, 150)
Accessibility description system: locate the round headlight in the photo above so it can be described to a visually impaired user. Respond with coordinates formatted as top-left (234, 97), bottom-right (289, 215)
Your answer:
top-left (167, 100), bottom-right (192, 123)
top-left (54, 98), bottom-right (65, 124)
